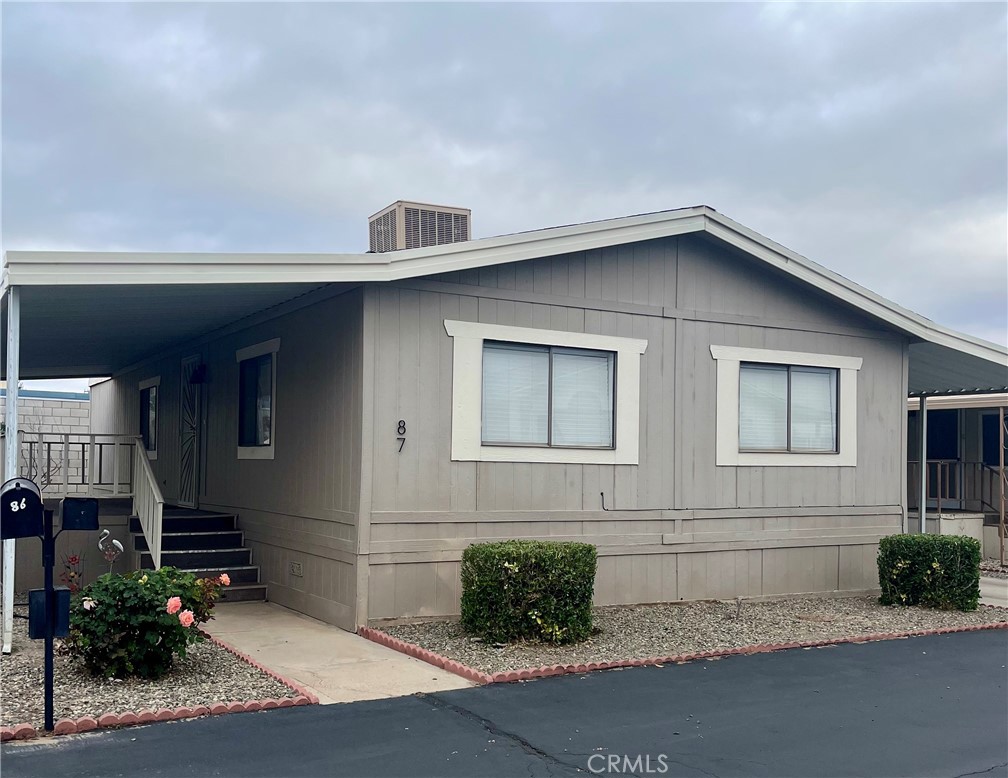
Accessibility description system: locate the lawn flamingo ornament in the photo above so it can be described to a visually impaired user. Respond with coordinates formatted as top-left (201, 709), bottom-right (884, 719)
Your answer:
top-left (98, 529), bottom-right (124, 574)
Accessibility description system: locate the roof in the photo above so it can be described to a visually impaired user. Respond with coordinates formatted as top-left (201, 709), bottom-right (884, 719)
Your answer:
top-left (2, 205), bottom-right (1006, 393)
top-left (0, 388), bottom-right (89, 401)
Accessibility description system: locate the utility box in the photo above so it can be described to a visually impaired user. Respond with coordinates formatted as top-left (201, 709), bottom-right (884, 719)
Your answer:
top-left (29, 587), bottom-right (71, 639)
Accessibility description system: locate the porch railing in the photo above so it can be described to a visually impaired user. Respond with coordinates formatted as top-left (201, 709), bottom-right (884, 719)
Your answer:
top-left (909, 459), bottom-right (1004, 514)
top-left (2, 432), bottom-right (137, 497)
top-left (132, 439), bottom-right (164, 569)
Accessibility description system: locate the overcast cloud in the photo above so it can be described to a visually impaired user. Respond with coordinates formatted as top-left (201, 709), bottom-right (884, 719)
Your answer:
top-left (2, 2), bottom-right (1006, 391)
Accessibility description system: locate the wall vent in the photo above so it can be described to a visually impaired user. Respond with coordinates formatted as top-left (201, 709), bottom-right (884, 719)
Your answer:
top-left (368, 201), bottom-right (471, 252)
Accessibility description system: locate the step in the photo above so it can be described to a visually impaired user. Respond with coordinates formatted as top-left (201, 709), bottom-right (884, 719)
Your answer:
top-left (184, 565), bottom-right (261, 585)
top-left (140, 547), bottom-right (252, 570)
top-left (217, 583), bottom-right (268, 603)
top-left (130, 514), bottom-right (236, 533)
top-left (134, 530), bottom-right (244, 552)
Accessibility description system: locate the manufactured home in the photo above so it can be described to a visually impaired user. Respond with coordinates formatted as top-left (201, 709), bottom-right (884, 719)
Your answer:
top-left (2, 204), bottom-right (1006, 636)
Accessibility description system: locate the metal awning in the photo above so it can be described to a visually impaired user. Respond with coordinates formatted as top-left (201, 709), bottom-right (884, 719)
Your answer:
top-left (909, 341), bottom-right (1008, 397)
top-left (0, 282), bottom-right (345, 378)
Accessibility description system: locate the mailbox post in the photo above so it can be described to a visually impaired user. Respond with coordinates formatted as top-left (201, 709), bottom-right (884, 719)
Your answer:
top-left (1, 479), bottom-right (98, 732)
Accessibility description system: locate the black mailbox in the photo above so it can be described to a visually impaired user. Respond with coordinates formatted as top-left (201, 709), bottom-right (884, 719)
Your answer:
top-left (61, 497), bottom-right (99, 532)
top-left (29, 587), bottom-right (71, 639)
top-left (0, 478), bottom-right (44, 540)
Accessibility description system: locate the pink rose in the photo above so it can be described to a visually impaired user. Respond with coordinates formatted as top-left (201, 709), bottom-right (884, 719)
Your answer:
top-left (178, 609), bottom-right (195, 628)
top-left (219, 574), bottom-right (230, 587)
top-left (166, 596), bottom-right (182, 615)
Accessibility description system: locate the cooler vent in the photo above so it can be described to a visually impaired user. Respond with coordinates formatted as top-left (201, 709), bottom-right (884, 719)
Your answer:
top-left (369, 201), bottom-right (471, 252)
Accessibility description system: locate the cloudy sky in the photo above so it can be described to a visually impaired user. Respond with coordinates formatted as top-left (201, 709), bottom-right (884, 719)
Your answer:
top-left (2, 2), bottom-right (1006, 392)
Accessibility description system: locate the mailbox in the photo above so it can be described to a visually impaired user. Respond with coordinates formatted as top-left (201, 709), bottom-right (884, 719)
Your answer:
top-left (29, 587), bottom-right (70, 639)
top-left (61, 497), bottom-right (99, 532)
top-left (0, 478), bottom-right (44, 540)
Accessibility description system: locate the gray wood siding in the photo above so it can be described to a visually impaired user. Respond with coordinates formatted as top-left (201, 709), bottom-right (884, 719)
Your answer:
top-left (363, 234), bottom-right (908, 620)
top-left (90, 288), bottom-right (365, 629)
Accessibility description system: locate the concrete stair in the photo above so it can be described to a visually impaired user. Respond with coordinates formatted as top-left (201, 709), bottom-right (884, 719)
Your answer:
top-left (129, 507), bottom-right (267, 602)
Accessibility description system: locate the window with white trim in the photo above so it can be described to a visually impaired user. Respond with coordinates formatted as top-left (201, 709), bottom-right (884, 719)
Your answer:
top-left (444, 321), bottom-right (647, 464)
top-left (236, 338), bottom-right (280, 460)
top-left (710, 345), bottom-right (861, 467)
top-left (739, 364), bottom-right (838, 453)
top-left (138, 376), bottom-right (160, 459)
top-left (482, 342), bottom-right (615, 448)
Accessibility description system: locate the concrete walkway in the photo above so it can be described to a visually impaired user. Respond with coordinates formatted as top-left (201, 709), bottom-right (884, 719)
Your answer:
top-left (980, 575), bottom-right (1008, 607)
top-left (206, 601), bottom-right (472, 704)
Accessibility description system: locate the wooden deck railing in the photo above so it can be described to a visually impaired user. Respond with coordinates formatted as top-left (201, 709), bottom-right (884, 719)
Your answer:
top-left (909, 459), bottom-right (1004, 514)
top-left (4, 432), bottom-right (137, 497)
top-left (132, 439), bottom-right (164, 569)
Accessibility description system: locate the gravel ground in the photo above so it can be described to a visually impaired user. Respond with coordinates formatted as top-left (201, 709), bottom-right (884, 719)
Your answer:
top-left (381, 596), bottom-right (1008, 676)
top-left (0, 599), bottom-right (298, 730)
top-left (980, 561), bottom-right (1008, 580)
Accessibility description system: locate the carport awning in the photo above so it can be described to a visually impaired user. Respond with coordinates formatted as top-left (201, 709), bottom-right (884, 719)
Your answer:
top-left (0, 282), bottom-right (344, 378)
top-left (909, 341), bottom-right (1008, 397)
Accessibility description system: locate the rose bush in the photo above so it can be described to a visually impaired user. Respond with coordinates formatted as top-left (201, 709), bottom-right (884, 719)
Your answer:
top-left (66, 567), bottom-right (230, 679)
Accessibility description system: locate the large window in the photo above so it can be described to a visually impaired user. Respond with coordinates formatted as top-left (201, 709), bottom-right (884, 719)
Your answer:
top-left (739, 364), bottom-right (838, 453)
top-left (444, 320), bottom-right (647, 464)
top-left (482, 343), bottom-right (615, 448)
top-left (236, 338), bottom-right (280, 460)
top-left (139, 381), bottom-right (158, 454)
top-left (710, 345), bottom-right (861, 467)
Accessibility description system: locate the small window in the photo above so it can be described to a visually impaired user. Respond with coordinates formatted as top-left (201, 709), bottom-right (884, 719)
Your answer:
top-left (739, 364), bottom-right (838, 453)
top-left (238, 354), bottom-right (273, 447)
top-left (139, 385), bottom-right (158, 452)
top-left (481, 342), bottom-right (615, 448)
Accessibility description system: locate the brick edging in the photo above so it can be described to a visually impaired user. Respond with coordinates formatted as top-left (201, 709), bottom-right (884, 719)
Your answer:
top-left (357, 627), bottom-right (494, 684)
top-left (359, 620), bottom-right (1008, 687)
top-left (1, 632), bottom-right (317, 742)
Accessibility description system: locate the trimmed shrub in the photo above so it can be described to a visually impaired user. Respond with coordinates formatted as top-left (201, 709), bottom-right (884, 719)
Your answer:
top-left (66, 567), bottom-right (229, 679)
top-left (460, 540), bottom-right (597, 644)
top-left (877, 534), bottom-right (981, 611)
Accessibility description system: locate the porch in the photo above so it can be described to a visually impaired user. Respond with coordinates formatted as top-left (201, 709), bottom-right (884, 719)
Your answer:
top-left (907, 395), bottom-right (1007, 562)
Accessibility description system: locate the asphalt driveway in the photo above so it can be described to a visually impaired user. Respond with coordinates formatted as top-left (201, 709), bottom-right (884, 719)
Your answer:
top-left (4, 630), bottom-right (1006, 777)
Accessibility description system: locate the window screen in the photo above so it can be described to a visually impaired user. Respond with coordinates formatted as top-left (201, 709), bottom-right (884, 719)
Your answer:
top-left (739, 363), bottom-right (838, 453)
top-left (482, 342), bottom-right (614, 448)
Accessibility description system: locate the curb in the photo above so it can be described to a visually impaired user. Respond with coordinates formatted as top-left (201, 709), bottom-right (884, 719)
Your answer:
top-left (357, 627), bottom-right (494, 685)
top-left (360, 620), bottom-right (1008, 687)
top-left (1, 632), bottom-right (317, 742)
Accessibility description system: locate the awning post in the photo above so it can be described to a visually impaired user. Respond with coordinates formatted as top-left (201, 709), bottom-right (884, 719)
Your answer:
top-left (918, 394), bottom-right (928, 534)
top-left (3, 286), bottom-right (20, 653)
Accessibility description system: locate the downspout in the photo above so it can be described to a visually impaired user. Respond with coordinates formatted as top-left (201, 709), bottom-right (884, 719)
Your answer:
top-left (3, 286), bottom-right (20, 654)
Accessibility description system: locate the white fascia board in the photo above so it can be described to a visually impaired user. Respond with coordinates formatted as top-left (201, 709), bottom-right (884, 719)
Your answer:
top-left (703, 214), bottom-right (1008, 367)
top-left (0, 209), bottom-right (707, 288)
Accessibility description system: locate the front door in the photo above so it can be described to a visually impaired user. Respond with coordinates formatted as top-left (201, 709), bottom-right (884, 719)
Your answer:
top-left (178, 355), bottom-right (202, 508)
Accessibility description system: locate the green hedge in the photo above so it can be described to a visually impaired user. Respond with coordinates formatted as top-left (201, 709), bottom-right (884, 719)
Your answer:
top-left (460, 540), bottom-right (597, 644)
top-left (877, 534), bottom-right (980, 611)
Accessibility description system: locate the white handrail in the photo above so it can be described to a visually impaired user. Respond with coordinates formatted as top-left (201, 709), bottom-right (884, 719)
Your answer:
top-left (132, 437), bottom-right (164, 569)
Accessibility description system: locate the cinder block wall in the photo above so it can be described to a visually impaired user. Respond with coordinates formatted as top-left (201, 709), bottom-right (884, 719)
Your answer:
top-left (0, 396), bottom-right (91, 488)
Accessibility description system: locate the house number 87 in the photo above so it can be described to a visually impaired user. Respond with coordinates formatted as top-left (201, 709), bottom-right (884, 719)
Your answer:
top-left (397, 420), bottom-right (406, 452)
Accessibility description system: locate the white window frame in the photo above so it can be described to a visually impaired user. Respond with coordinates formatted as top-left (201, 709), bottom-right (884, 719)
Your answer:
top-left (138, 375), bottom-right (160, 461)
top-left (445, 320), bottom-right (647, 464)
top-left (236, 338), bottom-right (280, 461)
top-left (710, 345), bottom-right (862, 467)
